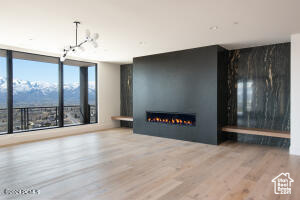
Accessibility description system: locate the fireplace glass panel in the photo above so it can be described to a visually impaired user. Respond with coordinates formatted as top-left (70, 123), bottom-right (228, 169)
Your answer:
top-left (146, 111), bottom-right (196, 126)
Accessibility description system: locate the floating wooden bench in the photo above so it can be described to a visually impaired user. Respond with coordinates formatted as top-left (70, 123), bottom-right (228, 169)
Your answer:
top-left (222, 126), bottom-right (290, 139)
top-left (111, 116), bottom-right (133, 122)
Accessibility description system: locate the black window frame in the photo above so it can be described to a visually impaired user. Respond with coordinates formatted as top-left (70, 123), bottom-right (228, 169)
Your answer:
top-left (0, 48), bottom-right (98, 135)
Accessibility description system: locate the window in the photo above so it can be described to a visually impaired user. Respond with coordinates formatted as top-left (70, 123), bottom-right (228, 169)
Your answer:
top-left (0, 49), bottom-right (97, 135)
top-left (0, 50), bottom-right (7, 133)
top-left (88, 65), bottom-right (97, 123)
top-left (12, 52), bottom-right (59, 132)
top-left (64, 65), bottom-right (81, 126)
top-left (63, 61), bottom-right (97, 126)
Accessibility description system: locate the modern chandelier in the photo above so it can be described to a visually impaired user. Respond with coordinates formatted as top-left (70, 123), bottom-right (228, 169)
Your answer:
top-left (60, 21), bottom-right (99, 62)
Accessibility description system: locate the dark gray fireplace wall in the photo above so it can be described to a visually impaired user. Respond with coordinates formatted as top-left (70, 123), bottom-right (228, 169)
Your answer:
top-left (133, 45), bottom-right (226, 145)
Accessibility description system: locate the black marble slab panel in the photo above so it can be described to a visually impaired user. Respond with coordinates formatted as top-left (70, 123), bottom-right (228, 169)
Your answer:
top-left (226, 43), bottom-right (290, 147)
top-left (120, 64), bottom-right (133, 128)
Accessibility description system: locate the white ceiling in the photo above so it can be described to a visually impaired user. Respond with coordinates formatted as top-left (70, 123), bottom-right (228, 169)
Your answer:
top-left (0, 0), bottom-right (299, 64)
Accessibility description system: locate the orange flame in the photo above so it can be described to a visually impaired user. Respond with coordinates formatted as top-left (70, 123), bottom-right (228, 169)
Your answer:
top-left (148, 117), bottom-right (193, 126)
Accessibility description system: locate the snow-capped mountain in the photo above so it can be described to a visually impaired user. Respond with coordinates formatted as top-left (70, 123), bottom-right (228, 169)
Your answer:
top-left (0, 77), bottom-right (96, 106)
top-left (12, 79), bottom-right (58, 94)
top-left (0, 76), bottom-right (6, 91)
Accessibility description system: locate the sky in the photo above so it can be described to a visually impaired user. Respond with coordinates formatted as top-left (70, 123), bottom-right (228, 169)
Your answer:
top-left (0, 57), bottom-right (6, 78)
top-left (0, 57), bottom-right (95, 84)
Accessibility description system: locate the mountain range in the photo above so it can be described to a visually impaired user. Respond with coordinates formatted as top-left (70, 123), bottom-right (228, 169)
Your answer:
top-left (0, 77), bottom-right (95, 107)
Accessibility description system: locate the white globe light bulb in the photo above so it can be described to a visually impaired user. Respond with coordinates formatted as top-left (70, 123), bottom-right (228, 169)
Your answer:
top-left (91, 41), bottom-right (98, 48)
top-left (64, 46), bottom-right (70, 51)
top-left (85, 29), bottom-right (91, 38)
top-left (60, 56), bottom-right (66, 62)
top-left (78, 46), bottom-right (85, 52)
top-left (92, 33), bottom-right (99, 40)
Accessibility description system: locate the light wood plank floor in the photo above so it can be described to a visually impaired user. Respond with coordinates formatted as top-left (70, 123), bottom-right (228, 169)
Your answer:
top-left (0, 128), bottom-right (299, 200)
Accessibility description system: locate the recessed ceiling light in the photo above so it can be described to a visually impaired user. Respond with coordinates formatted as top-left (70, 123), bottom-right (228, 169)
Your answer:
top-left (209, 26), bottom-right (218, 30)
top-left (233, 22), bottom-right (239, 25)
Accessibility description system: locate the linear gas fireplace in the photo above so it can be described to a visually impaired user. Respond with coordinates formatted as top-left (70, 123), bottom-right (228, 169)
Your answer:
top-left (146, 111), bottom-right (196, 126)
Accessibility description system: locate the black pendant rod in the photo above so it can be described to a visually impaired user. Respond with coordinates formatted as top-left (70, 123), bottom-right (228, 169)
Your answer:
top-left (74, 21), bottom-right (80, 46)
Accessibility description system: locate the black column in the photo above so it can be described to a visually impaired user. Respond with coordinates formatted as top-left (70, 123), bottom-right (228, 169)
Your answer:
top-left (95, 64), bottom-right (98, 123)
top-left (6, 50), bottom-right (13, 133)
top-left (80, 67), bottom-right (90, 124)
top-left (58, 61), bottom-right (64, 127)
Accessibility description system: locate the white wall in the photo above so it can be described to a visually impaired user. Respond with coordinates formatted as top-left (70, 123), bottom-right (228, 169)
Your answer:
top-left (290, 34), bottom-right (300, 156)
top-left (98, 62), bottom-right (120, 129)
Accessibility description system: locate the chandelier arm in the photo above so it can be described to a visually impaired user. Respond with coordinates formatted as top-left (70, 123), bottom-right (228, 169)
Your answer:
top-left (78, 40), bottom-right (88, 47)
